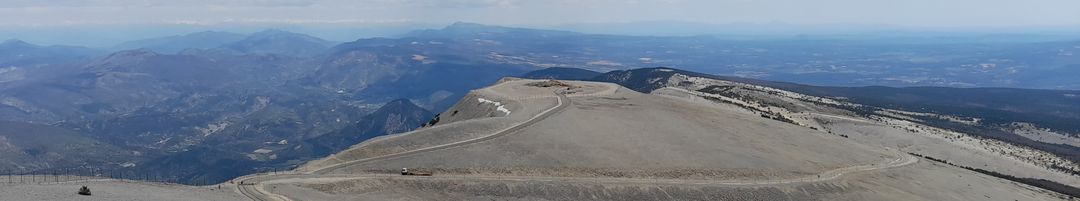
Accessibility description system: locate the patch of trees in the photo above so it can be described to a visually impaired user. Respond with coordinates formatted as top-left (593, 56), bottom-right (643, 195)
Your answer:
top-left (695, 86), bottom-right (803, 127)
top-left (759, 113), bottom-right (798, 125)
top-left (697, 94), bottom-right (801, 127)
top-left (820, 99), bottom-right (1080, 166)
top-left (916, 116), bottom-right (1080, 165)
top-left (696, 85), bottom-right (735, 94)
top-left (908, 152), bottom-right (1080, 199)
top-left (784, 86), bottom-right (1080, 136)
top-left (421, 113), bottom-right (441, 128)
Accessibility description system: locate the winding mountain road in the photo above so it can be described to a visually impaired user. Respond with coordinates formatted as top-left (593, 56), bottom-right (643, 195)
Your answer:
top-left (239, 149), bottom-right (916, 201)
top-left (310, 93), bottom-right (569, 175)
top-left (238, 90), bottom-right (570, 201)
top-left (236, 85), bottom-right (920, 201)
top-left (262, 149), bottom-right (915, 185)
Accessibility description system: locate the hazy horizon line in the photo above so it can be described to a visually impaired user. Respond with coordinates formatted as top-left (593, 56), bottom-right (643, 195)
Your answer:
top-left (4, 21), bottom-right (1080, 48)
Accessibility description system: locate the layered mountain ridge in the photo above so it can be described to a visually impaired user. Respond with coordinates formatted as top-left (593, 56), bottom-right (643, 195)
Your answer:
top-left (1, 23), bottom-right (1079, 189)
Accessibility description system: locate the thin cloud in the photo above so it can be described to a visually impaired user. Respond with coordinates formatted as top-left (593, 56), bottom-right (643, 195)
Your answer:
top-left (0, 0), bottom-right (518, 8)
top-left (0, 0), bottom-right (1077, 27)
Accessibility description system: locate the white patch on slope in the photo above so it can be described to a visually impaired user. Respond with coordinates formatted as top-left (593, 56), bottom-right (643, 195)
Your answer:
top-left (478, 98), bottom-right (511, 115)
top-left (253, 148), bottom-right (273, 154)
top-left (647, 77), bottom-right (664, 84)
top-left (197, 122), bottom-right (230, 137)
top-left (155, 137), bottom-right (172, 145)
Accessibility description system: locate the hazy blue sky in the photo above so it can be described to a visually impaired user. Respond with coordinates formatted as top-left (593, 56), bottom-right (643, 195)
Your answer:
top-left (2, 0), bottom-right (1078, 27)
top-left (2, 0), bottom-right (1079, 46)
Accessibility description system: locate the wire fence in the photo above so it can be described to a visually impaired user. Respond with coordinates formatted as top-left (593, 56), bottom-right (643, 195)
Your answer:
top-left (0, 166), bottom-right (294, 186)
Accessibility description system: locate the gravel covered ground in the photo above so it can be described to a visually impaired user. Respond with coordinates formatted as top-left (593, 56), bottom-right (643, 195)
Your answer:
top-left (0, 180), bottom-right (243, 201)
top-left (256, 79), bottom-right (1073, 200)
top-left (298, 79), bottom-right (569, 173)
top-left (266, 160), bottom-right (1069, 201)
top-left (326, 83), bottom-right (886, 180)
top-left (77, 78), bottom-right (1061, 201)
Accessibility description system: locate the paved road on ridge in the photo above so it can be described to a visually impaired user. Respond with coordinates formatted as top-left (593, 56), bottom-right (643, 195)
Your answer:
top-left (236, 86), bottom-right (920, 201)
top-left (239, 149), bottom-right (917, 201)
top-left (238, 91), bottom-right (570, 201)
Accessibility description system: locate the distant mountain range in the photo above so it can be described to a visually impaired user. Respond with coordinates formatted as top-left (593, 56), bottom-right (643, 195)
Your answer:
top-left (0, 25), bottom-right (555, 183)
top-left (113, 31), bottom-right (247, 54)
top-left (0, 39), bottom-right (104, 67)
top-left (1, 22), bottom-right (1078, 184)
top-left (408, 23), bottom-right (1080, 90)
top-left (114, 29), bottom-right (337, 56)
top-left (0, 29), bottom-right (450, 183)
top-left (219, 29), bottom-right (337, 56)
top-left (0, 44), bottom-right (439, 183)
top-left (9, 23), bottom-right (1080, 89)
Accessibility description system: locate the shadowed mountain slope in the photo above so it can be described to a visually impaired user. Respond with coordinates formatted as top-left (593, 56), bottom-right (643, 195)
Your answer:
top-left (113, 31), bottom-right (246, 53)
top-left (0, 39), bottom-right (103, 66)
top-left (519, 67), bottom-right (602, 80)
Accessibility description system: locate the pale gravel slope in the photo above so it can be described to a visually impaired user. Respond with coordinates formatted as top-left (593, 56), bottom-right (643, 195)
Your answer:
top-left (0, 180), bottom-right (242, 201)
top-left (266, 160), bottom-right (1068, 201)
top-left (323, 81), bottom-right (887, 180)
top-left (299, 79), bottom-right (606, 173)
top-left (262, 79), bottom-right (1074, 200)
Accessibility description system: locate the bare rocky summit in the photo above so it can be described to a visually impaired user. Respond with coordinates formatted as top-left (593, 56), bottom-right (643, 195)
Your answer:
top-left (249, 78), bottom-right (1074, 201)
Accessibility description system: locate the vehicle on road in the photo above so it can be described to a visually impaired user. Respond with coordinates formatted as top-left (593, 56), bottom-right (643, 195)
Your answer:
top-left (401, 168), bottom-right (433, 176)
